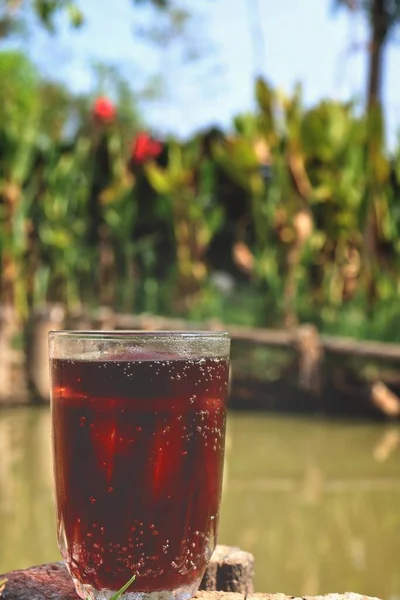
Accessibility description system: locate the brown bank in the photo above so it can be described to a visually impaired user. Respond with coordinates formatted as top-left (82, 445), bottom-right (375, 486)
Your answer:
top-left (0, 546), bottom-right (379, 600)
top-left (3, 307), bottom-right (400, 419)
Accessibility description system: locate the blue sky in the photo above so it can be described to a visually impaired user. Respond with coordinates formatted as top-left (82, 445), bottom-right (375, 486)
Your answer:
top-left (23, 0), bottom-right (400, 143)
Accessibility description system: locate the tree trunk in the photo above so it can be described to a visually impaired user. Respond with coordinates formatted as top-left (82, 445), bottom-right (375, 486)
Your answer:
top-left (366, 0), bottom-right (388, 109)
top-left (363, 0), bottom-right (388, 302)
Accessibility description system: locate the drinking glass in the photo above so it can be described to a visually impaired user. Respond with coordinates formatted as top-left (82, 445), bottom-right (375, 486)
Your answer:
top-left (49, 331), bottom-right (230, 600)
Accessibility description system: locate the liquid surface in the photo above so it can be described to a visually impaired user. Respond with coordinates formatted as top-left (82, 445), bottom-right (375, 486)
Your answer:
top-left (1, 410), bottom-right (400, 599)
top-left (50, 355), bottom-right (229, 592)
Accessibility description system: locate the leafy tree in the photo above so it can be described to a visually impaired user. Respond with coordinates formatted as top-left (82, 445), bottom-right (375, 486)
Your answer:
top-left (0, 0), bottom-right (84, 38)
top-left (0, 0), bottom-right (174, 40)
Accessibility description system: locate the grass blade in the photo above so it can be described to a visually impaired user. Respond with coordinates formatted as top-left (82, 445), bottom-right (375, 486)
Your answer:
top-left (108, 574), bottom-right (136, 600)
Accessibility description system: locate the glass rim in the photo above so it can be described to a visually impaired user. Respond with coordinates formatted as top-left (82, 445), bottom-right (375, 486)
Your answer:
top-left (48, 330), bottom-right (230, 340)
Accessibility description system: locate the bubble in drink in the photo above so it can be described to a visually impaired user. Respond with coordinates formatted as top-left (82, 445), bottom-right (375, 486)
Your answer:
top-left (51, 351), bottom-right (229, 594)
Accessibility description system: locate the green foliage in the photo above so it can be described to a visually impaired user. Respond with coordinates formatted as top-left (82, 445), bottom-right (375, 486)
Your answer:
top-left (108, 574), bottom-right (136, 600)
top-left (0, 0), bottom-right (84, 40)
top-left (0, 51), bottom-right (39, 130)
top-left (146, 140), bottom-right (223, 310)
top-left (33, 0), bottom-right (84, 30)
top-left (3, 49), bottom-right (400, 340)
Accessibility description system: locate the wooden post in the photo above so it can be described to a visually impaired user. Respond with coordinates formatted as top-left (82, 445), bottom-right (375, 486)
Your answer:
top-left (25, 305), bottom-right (65, 403)
top-left (0, 305), bottom-right (23, 403)
top-left (92, 306), bottom-right (116, 330)
top-left (294, 324), bottom-right (323, 395)
top-left (201, 546), bottom-right (254, 594)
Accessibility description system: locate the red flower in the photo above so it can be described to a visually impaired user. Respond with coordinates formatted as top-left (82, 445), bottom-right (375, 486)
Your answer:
top-left (131, 132), bottom-right (162, 164)
top-left (93, 97), bottom-right (116, 123)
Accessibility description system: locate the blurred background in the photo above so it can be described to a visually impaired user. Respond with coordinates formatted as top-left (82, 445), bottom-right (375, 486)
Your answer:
top-left (2, 0), bottom-right (400, 598)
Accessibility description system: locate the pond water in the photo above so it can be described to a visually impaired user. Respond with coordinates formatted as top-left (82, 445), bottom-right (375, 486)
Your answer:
top-left (1, 407), bottom-right (400, 599)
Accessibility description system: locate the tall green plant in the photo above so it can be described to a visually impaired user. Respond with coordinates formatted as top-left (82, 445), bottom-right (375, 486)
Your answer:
top-left (0, 52), bottom-right (41, 318)
top-left (146, 140), bottom-right (223, 310)
top-left (97, 129), bottom-right (137, 310)
top-left (32, 139), bottom-right (94, 309)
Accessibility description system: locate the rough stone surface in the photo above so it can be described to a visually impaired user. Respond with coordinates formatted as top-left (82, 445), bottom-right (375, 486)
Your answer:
top-left (0, 562), bottom-right (75, 600)
top-left (195, 593), bottom-right (244, 600)
top-left (247, 595), bottom-right (380, 600)
top-left (0, 556), bottom-right (382, 600)
top-left (0, 546), bottom-right (254, 600)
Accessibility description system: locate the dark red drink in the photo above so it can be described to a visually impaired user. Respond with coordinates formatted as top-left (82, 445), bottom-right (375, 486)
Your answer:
top-left (50, 347), bottom-right (229, 598)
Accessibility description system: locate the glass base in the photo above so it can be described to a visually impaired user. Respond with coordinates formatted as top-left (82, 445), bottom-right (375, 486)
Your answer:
top-left (72, 575), bottom-right (203, 600)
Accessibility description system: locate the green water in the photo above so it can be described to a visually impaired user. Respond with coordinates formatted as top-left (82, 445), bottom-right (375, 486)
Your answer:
top-left (1, 407), bottom-right (400, 598)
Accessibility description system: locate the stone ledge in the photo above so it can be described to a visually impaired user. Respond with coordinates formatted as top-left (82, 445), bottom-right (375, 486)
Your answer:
top-left (245, 595), bottom-right (380, 600)
top-left (0, 563), bottom-right (76, 600)
top-left (195, 595), bottom-right (380, 600)
top-left (0, 548), bottom-right (380, 600)
top-left (0, 546), bottom-right (254, 600)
